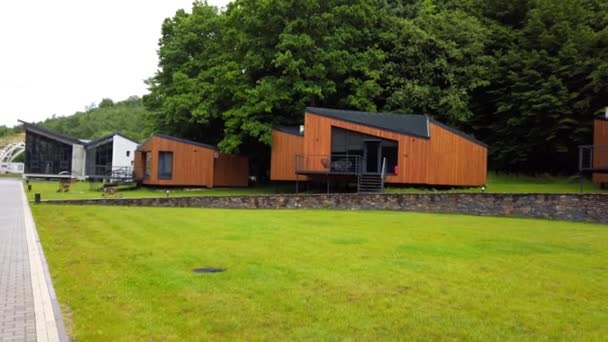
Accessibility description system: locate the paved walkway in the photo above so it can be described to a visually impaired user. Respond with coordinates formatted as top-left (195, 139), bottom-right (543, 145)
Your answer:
top-left (0, 179), bottom-right (67, 341)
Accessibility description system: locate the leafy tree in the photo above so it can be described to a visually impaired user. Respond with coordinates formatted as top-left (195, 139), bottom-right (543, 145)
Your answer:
top-left (99, 98), bottom-right (114, 108)
top-left (0, 125), bottom-right (22, 138)
top-left (39, 96), bottom-right (151, 141)
top-left (145, 0), bottom-right (608, 173)
top-left (471, 0), bottom-right (608, 171)
top-left (381, 0), bottom-right (494, 125)
top-left (146, 0), bottom-right (390, 152)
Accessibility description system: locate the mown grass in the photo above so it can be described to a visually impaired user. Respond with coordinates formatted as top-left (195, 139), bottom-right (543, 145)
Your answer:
top-left (24, 181), bottom-right (279, 201)
top-left (0, 172), bottom-right (22, 178)
top-left (387, 172), bottom-right (601, 193)
top-left (24, 172), bottom-right (603, 201)
top-left (33, 206), bottom-right (608, 341)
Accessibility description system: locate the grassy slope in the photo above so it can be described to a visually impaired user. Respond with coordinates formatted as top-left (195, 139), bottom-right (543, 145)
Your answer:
top-left (387, 172), bottom-right (600, 193)
top-left (33, 206), bottom-right (607, 341)
top-left (25, 181), bottom-right (278, 201)
top-left (25, 172), bottom-right (603, 201)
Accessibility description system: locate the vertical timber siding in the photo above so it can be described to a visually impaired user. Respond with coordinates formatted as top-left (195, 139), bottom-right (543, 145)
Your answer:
top-left (213, 154), bottom-right (249, 187)
top-left (135, 136), bottom-right (215, 187)
top-left (302, 112), bottom-right (487, 186)
top-left (593, 119), bottom-right (608, 184)
top-left (270, 130), bottom-right (305, 181)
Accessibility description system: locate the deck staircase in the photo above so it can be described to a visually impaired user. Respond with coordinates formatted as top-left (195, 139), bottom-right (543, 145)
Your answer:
top-left (358, 173), bottom-right (384, 193)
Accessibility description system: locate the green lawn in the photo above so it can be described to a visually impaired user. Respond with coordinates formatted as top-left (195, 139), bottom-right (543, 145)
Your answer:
top-left (0, 172), bottom-right (22, 178)
top-left (25, 173), bottom-right (603, 201)
top-left (33, 206), bottom-right (607, 341)
top-left (25, 181), bottom-right (279, 201)
top-left (387, 173), bottom-right (601, 194)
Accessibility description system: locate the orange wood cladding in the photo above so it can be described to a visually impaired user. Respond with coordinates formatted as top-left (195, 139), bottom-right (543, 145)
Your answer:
top-left (270, 130), bottom-right (305, 181)
top-left (214, 154), bottom-right (249, 186)
top-left (134, 135), bottom-right (248, 187)
top-left (301, 112), bottom-right (487, 186)
top-left (593, 119), bottom-right (608, 184)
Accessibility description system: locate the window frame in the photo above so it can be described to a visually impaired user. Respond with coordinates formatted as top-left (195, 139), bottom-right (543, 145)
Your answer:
top-left (157, 151), bottom-right (173, 180)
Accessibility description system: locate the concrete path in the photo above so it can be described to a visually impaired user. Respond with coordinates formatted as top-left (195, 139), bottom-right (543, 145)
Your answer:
top-left (0, 179), bottom-right (67, 341)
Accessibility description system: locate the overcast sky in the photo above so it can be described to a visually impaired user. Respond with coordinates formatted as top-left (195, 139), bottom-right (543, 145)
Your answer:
top-left (0, 0), bottom-right (230, 126)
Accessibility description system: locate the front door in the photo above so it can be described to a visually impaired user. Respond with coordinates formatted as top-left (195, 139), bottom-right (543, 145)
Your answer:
top-left (364, 140), bottom-right (381, 173)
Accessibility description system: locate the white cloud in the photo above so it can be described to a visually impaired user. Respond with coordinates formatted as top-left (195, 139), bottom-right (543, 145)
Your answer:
top-left (0, 0), bottom-right (230, 126)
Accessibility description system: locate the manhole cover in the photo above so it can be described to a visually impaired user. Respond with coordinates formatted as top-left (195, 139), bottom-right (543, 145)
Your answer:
top-left (193, 267), bottom-right (226, 274)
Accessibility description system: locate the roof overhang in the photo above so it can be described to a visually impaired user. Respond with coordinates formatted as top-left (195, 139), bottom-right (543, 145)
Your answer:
top-left (18, 120), bottom-right (83, 146)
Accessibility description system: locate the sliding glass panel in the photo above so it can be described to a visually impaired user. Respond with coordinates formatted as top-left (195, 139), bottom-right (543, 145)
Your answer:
top-left (158, 151), bottom-right (173, 179)
top-left (24, 131), bottom-right (73, 175)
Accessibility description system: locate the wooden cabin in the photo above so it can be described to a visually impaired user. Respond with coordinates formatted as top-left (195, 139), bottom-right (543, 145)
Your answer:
top-left (134, 134), bottom-right (249, 187)
top-left (592, 115), bottom-right (608, 185)
top-left (270, 107), bottom-right (487, 187)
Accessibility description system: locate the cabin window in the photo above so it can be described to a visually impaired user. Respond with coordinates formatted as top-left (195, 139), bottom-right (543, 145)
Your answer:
top-left (158, 151), bottom-right (173, 179)
top-left (144, 152), bottom-right (151, 178)
top-left (126, 151), bottom-right (130, 157)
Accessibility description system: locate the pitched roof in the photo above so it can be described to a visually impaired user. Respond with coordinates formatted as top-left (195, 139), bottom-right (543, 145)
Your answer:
top-left (305, 107), bottom-right (430, 139)
top-left (594, 113), bottom-right (608, 121)
top-left (305, 107), bottom-right (486, 147)
top-left (18, 120), bottom-right (83, 145)
top-left (85, 132), bottom-right (139, 149)
top-left (137, 134), bottom-right (218, 151)
top-left (274, 126), bottom-right (303, 136)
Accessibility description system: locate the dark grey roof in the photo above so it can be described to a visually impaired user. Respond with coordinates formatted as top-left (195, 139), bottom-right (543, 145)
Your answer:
top-left (18, 120), bottom-right (83, 145)
top-left (85, 132), bottom-right (139, 149)
top-left (274, 126), bottom-right (303, 136)
top-left (594, 114), bottom-right (608, 121)
top-left (137, 134), bottom-right (218, 151)
top-left (305, 107), bottom-right (486, 147)
top-left (305, 107), bottom-right (430, 139)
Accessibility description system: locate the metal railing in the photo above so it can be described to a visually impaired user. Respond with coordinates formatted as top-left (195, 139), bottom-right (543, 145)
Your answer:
top-left (88, 165), bottom-right (134, 181)
top-left (578, 145), bottom-right (608, 171)
top-left (296, 154), bottom-right (362, 175)
top-left (380, 157), bottom-right (387, 190)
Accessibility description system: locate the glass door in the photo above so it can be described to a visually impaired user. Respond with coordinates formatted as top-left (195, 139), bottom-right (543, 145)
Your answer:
top-left (364, 140), bottom-right (381, 173)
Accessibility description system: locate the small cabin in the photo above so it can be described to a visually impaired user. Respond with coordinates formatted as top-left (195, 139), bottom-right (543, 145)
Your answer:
top-left (85, 133), bottom-right (139, 178)
top-left (133, 134), bottom-right (249, 187)
top-left (270, 107), bottom-right (488, 188)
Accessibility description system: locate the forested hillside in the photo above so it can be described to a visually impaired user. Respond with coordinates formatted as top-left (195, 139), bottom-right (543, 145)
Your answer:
top-left (0, 125), bottom-right (22, 139)
top-left (38, 96), bottom-right (150, 141)
top-left (144, 0), bottom-right (608, 172)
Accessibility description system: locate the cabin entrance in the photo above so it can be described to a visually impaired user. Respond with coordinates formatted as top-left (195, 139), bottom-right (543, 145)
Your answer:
top-left (364, 140), bottom-right (381, 174)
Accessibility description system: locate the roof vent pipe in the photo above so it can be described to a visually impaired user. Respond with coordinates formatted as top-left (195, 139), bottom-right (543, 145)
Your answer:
top-left (299, 125), bottom-right (304, 135)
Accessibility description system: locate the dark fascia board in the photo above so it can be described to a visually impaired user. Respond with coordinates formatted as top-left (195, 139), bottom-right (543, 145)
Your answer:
top-left (428, 118), bottom-right (488, 148)
top-left (594, 114), bottom-right (608, 121)
top-left (304, 108), bottom-right (430, 140)
top-left (18, 120), bottom-right (83, 145)
top-left (273, 126), bottom-right (303, 136)
top-left (85, 132), bottom-right (140, 149)
top-left (136, 133), bottom-right (219, 151)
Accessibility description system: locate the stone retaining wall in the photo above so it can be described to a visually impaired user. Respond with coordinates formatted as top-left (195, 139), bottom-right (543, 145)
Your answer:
top-left (40, 193), bottom-right (608, 224)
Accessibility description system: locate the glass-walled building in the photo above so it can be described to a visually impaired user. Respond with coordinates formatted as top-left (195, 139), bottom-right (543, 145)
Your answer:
top-left (19, 120), bottom-right (137, 179)
top-left (24, 130), bottom-right (73, 175)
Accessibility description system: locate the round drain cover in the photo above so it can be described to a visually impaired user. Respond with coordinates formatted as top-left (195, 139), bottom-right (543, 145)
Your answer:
top-left (193, 267), bottom-right (226, 274)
